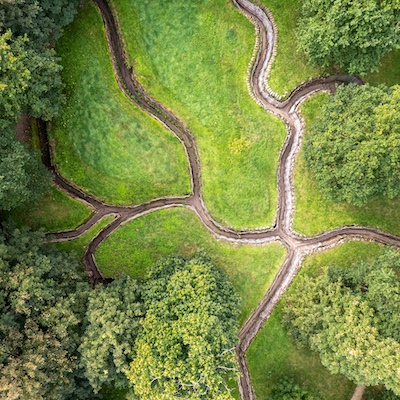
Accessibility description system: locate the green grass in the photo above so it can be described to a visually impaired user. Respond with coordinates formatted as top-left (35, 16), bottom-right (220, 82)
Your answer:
top-left (260, 1), bottom-right (400, 96)
top-left (247, 241), bottom-right (386, 399)
top-left (259, 0), bottom-right (321, 96)
top-left (54, 215), bottom-right (116, 257)
top-left (51, 1), bottom-right (190, 205)
top-left (301, 241), bottom-right (385, 276)
top-left (293, 93), bottom-right (400, 236)
top-left (96, 207), bottom-right (286, 325)
top-left (247, 304), bottom-right (355, 400)
top-left (6, 185), bottom-right (92, 232)
top-left (113, 0), bottom-right (287, 229)
top-left (364, 49), bottom-right (400, 87)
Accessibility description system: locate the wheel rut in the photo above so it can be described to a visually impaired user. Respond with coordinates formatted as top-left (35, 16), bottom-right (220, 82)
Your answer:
top-left (41, 0), bottom-right (400, 398)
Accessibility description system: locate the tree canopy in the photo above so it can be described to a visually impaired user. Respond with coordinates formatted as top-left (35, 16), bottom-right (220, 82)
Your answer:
top-left (80, 275), bottom-right (144, 393)
top-left (0, 226), bottom-right (92, 400)
top-left (283, 248), bottom-right (400, 394)
top-left (0, 0), bottom-right (79, 50)
top-left (0, 0), bottom-right (79, 211)
top-left (297, 0), bottom-right (400, 75)
top-left (0, 124), bottom-right (50, 211)
top-left (127, 253), bottom-right (241, 400)
top-left (304, 84), bottom-right (400, 206)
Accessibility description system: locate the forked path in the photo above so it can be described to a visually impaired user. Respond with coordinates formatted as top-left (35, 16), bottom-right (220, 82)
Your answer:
top-left (43, 0), bottom-right (400, 398)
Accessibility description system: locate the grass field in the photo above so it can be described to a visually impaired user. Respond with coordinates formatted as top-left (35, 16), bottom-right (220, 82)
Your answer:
top-left (259, 0), bottom-right (400, 96)
top-left (293, 93), bottom-right (400, 236)
top-left (112, 0), bottom-right (287, 229)
top-left (259, 0), bottom-right (321, 96)
top-left (6, 185), bottom-right (92, 232)
top-left (54, 215), bottom-right (116, 257)
top-left (95, 207), bottom-right (286, 325)
top-left (247, 241), bottom-right (386, 399)
top-left (51, 1), bottom-right (190, 206)
top-left (364, 49), bottom-right (400, 87)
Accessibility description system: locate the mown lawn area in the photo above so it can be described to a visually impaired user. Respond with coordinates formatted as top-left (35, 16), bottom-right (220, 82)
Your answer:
top-left (113, 0), bottom-right (287, 229)
top-left (6, 185), bottom-right (92, 232)
top-left (51, 1), bottom-right (190, 206)
top-left (95, 207), bottom-right (286, 325)
top-left (293, 93), bottom-right (400, 236)
top-left (247, 241), bottom-right (386, 399)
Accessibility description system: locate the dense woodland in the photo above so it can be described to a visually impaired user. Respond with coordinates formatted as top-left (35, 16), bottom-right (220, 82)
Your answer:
top-left (0, 0), bottom-right (400, 399)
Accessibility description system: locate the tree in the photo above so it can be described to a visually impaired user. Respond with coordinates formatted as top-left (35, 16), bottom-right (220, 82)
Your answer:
top-left (297, 0), bottom-right (400, 74)
top-left (127, 253), bottom-right (241, 400)
top-left (283, 248), bottom-right (400, 395)
top-left (80, 275), bottom-right (144, 393)
top-left (0, 30), bottom-right (64, 123)
top-left (0, 226), bottom-right (93, 400)
top-left (304, 84), bottom-right (400, 206)
top-left (0, 126), bottom-right (50, 211)
top-left (0, 31), bottom-right (31, 123)
top-left (0, 0), bottom-right (80, 50)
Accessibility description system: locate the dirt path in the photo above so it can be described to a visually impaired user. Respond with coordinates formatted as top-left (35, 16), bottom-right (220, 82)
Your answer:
top-left (42, 0), bottom-right (400, 398)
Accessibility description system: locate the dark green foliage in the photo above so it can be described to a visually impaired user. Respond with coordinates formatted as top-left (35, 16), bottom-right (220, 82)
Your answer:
top-left (0, 226), bottom-right (93, 400)
top-left (283, 248), bottom-right (400, 394)
top-left (0, 0), bottom-right (79, 49)
top-left (0, 29), bottom-right (64, 122)
top-left (297, 0), bottom-right (400, 74)
top-left (367, 388), bottom-right (400, 400)
top-left (80, 275), bottom-right (144, 393)
top-left (128, 253), bottom-right (241, 399)
top-left (0, 32), bottom-right (30, 123)
top-left (0, 125), bottom-right (50, 211)
top-left (0, 0), bottom-right (77, 212)
top-left (21, 46), bottom-right (64, 120)
top-left (327, 249), bottom-right (400, 343)
top-left (269, 378), bottom-right (316, 400)
top-left (304, 84), bottom-right (400, 206)
top-left (0, 0), bottom-right (78, 120)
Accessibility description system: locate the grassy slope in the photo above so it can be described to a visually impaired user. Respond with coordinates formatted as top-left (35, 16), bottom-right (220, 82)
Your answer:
top-left (54, 215), bottom-right (116, 257)
top-left (96, 207), bottom-right (286, 325)
top-left (293, 93), bottom-right (400, 236)
top-left (6, 185), bottom-right (92, 232)
top-left (259, 0), bottom-right (321, 96)
top-left (113, 0), bottom-right (287, 229)
top-left (247, 241), bottom-right (386, 399)
top-left (51, 1), bottom-right (190, 205)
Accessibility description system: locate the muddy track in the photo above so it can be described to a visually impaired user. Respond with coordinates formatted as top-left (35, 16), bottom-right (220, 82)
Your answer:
top-left (42, 0), bottom-right (400, 398)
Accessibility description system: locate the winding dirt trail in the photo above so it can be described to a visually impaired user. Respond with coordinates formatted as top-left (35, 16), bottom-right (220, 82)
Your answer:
top-left (42, 0), bottom-right (400, 398)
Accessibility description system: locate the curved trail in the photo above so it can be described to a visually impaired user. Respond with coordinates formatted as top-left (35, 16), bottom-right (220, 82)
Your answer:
top-left (42, 0), bottom-right (400, 398)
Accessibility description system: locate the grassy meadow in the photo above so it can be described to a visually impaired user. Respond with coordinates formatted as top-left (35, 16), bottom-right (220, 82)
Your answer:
top-left (112, 0), bottom-right (287, 229)
top-left (259, 0), bottom-right (321, 96)
top-left (96, 207), bottom-right (286, 325)
top-left (6, 185), bottom-right (92, 232)
top-left (51, 1), bottom-right (190, 206)
top-left (247, 241), bottom-right (387, 399)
